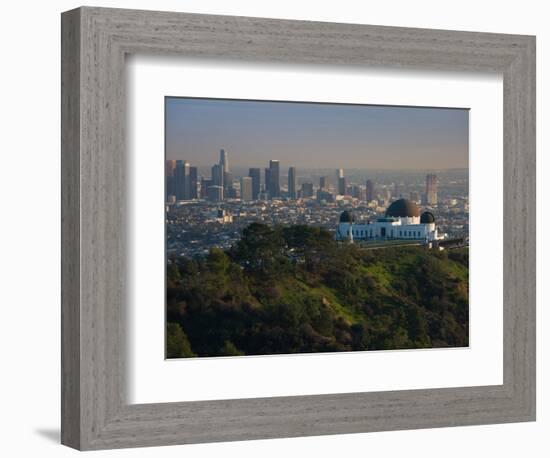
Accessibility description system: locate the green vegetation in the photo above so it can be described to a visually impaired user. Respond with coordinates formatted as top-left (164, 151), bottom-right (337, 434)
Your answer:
top-left (166, 223), bottom-right (469, 358)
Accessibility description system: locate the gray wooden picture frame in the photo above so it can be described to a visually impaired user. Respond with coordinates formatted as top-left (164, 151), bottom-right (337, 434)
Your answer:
top-left (61, 6), bottom-right (536, 451)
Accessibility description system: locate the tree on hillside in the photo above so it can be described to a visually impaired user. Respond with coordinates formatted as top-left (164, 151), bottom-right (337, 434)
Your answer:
top-left (166, 322), bottom-right (195, 358)
top-left (232, 223), bottom-right (290, 276)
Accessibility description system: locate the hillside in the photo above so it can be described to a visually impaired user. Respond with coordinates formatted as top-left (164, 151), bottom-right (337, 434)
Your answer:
top-left (166, 223), bottom-right (469, 358)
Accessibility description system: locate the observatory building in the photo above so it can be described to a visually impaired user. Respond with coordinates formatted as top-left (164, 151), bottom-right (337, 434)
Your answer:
top-left (336, 198), bottom-right (441, 244)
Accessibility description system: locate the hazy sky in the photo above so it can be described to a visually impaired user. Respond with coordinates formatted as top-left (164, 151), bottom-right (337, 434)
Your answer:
top-left (166, 97), bottom-right (468, 170)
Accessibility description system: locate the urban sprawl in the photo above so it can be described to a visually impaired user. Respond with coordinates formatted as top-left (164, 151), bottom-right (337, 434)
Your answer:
top-left (166, 149), bottom-right (469, 258)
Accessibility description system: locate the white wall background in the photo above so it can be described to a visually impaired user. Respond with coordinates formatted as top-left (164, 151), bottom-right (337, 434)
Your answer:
top-left (0, 0), bottom-right (546, 456)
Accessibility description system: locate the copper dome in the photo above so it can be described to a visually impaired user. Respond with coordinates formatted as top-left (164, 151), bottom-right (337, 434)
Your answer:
top-left (386, 199), bottom-right (420, 218)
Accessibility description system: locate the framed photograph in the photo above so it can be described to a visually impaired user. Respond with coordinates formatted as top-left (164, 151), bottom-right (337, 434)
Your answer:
top-left (163, 97), bottom-right (470, 360)
top-left (61, 6), bottom-right (536, 450)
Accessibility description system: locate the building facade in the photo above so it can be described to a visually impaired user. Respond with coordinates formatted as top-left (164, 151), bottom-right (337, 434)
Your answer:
top-left (219, 148), bottom-right (229, 173)
top-left (424, 173), bottom-right (438, 205)
top-left (366, 179), bottom-right (375, 202)
top-left (335, 198), bottom-right (441, 243)
top-left (288, 166), bottom-right (297, 199)
top-left (301, 182), bottom-right (314, 198)
top-left (189, 166), bottom-right (198, 199)
top-left (268, 160), bottom-right (280, 198)
top-left (165, 160), bottom-right (176, 199)
top-left (175, 160), bottom-right (190, 200)
top-left (240, 176), bottom-right (253, 201)
top-left (207, 185), bottom-right (224, 202)
top-left (338, 176), bottom-right (347, 196)
top-left (200, 178), bottom-right (212, 199)
top-left (319, 175), bottom-right (330, 191)
top-left (211, 164), bottom-right (223, 188)
top-left (248, 167), bottom-right (261, 200)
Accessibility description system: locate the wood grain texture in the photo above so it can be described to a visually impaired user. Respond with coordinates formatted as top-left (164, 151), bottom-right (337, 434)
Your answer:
top-left (61, 6), bottom-right (536, 450)
top-left (60, 7), bottom-right (81, 450)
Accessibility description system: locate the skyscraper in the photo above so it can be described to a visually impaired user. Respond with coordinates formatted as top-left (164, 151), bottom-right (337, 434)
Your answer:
top-left (350, 184), bottom-right (361, 199)
top-left (217, 148), bottom-right (235, 197)
top-left (174, 160), bottom-right (190, 201)
top-left (165, 160), bottom-right (176, 199)
top-left (268, 160), bottom-right (280, 198)
top-left (240, 176), bottom-right (253, 201)
top-left (219, 148), bottom-right (229, 172)
top-left (223, 170), bottom-right (234, 196)
top-left (338, 176), bottom-right (347, 196)
top-left (182, 161), bottom-right (190, 199)
top-left (336, 168), bottom-right (344, 191)
top-left (264, 168), bottom-right (271, 199)
top-left (366, 179), bottom-right (375, 202)
top-left (248, 168), bottom-right (261, 200)
top-left (301, 182), bottom-right (314, 198)
top-left (174, 160), bottom-right (183, 200)
top-left (288, 167), bottom-right (297, 199)
top-left (425, 173), bottom-right (438, 205)
top-left (200, 177), bottom-right (212, 199)
top-left (211, 164), bottom-right (224, 188)
top-left (319, 176), bottom-right (331, 191)
top-left (189, 166), bottom-right (198, 199)
top-left (207, 185), bottom-right (224, 202)
top-left (165, 159), bottom-right (176, 177)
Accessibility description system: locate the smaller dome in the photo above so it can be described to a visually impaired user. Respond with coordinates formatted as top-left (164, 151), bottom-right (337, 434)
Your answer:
top-left (420, 211), bottom-right (435, 224)
top-left (339, 210), bottom-right (355, 223)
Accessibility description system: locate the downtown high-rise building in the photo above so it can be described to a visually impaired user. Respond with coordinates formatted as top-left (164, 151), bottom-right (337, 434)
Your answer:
top-left (175, 160), bottom-right (190, 200)
top-left (366, 179), bottom-right (375, 202)
top-left (165, 160), bottom-right (176, 199)
top-left (211, 164), bottom-right (224, 188)
top-left (317, 190), bottom-right (334, 204)
top-left (183, 161), bottom-right (190, 199)
top-left (240, 176), bottom-right (253, 201)
top-left (350, 184), bottom-right (361, 199)
top-left (174, 160), bottom-right (183, 200)
top-left (335, 168), bottom-right (344, 190)
top-left (223, 171), bottom-right (234, 197)
top-left (207, 185), bottom-right (224, 202)
top-left (287, 167), bottom-right (297, 199)
top-left (264, 168), bottom-right (271, 198)
top-left (189, 166), bottom-right (198, 199)
top-left (165, 159), bottom-right (176, 177)
top-left (301, 182), bottom-right (314, 198)
top-left (425, 173), bottom-right (438, 205)
top-left (219, 148), bottom-right (229, 173)
top-left (218, 148), bottom-right (234, 197)
top-left (319, 176), bottom-right (331, 191)
top-left (268, 160), bottom-right (280, 198)
top-left (200, 177), bottom-right (212, 199)
top-left (248, 168), bottom-right (261, 200)
top-left (338, 176), bottom-right (347, 196)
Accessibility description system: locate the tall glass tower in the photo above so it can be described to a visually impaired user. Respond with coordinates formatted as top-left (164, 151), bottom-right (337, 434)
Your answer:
top-left (425, 173), bottom-right (438, 205)
top-left (219, 148), bottom-right (229, 172)
top-left (288, 167), bottom-right (297, 199)
top-left (248, 168), bottom-right (261, 200)
top-left (269, 160), bottom-right (280, 198)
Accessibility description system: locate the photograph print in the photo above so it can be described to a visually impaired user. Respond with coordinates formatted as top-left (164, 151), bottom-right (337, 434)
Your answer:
top-left (165, 97), bottom-right (469, 359)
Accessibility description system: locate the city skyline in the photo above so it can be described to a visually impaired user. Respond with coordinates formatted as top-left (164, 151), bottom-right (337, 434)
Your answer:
top-left (166, 97), bottom-right (469, 170)
top-left (166, 149), bottom-right (445, 206)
